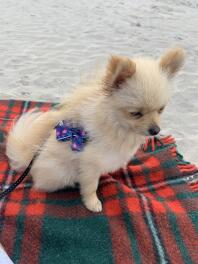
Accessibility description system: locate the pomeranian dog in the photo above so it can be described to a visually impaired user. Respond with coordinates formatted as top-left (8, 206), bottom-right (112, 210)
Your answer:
top-left (6, 48), bottom-right (185, 212)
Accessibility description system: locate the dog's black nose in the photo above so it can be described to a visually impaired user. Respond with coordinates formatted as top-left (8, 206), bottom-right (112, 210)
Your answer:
top-left (148, 125), bottom-right (160, 136)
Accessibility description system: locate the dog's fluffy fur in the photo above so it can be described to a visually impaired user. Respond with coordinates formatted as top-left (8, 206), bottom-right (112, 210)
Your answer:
top-left (6, 48), bottom-right (185, 212)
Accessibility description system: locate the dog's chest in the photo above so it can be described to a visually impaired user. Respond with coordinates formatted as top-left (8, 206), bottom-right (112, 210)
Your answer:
top-left (99, 144), bottom-right (138, 173)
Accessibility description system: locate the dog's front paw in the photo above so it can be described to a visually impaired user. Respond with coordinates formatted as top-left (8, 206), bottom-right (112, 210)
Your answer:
top-left (83, 193), bottom-right (102, 212)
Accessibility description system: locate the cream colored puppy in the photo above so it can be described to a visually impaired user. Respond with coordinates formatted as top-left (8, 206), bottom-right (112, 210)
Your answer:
top-left (6, 48), bottom-right (185, 212)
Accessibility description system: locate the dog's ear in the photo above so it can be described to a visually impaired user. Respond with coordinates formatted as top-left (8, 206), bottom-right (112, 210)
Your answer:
top-left (159, 48), bottom-right (185, 78)
top-left (103, 55), bottom-right (136, 93)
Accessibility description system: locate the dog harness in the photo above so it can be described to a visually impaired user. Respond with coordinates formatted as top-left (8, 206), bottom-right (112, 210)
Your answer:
top-left (55, 120), bottom-right (89, 151)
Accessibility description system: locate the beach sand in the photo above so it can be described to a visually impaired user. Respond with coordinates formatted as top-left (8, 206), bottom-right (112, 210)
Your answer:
top-left (0, 0), bottom-right (197, 164)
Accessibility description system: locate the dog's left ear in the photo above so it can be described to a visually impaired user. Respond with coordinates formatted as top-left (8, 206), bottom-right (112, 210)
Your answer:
top-left (103, 55), bottom-right (136, 94)
top-left (159, 48), bottom-right (185, 78)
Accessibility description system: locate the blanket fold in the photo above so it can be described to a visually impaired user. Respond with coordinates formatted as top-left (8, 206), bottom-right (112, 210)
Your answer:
top-left (0, 100), bottom-right (197, 264)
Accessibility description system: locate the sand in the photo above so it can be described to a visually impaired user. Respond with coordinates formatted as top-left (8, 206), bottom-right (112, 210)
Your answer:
top-left (0, 0), bottom-right (197, 164)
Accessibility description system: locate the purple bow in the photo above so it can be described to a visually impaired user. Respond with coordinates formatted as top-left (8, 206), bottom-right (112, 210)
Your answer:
top-left (55, 121), bottom-right (88, 151)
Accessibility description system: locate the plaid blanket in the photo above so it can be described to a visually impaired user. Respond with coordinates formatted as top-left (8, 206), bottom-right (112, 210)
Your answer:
top-left (0, 100), bottom-right (198, 264)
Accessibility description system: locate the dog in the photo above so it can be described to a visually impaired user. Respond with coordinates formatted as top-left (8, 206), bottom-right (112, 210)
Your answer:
top-left (6, 48), bottom-right (185, 212)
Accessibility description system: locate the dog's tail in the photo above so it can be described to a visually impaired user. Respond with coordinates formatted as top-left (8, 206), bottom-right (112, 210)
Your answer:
top-left (6, 109), bottom-right (62, 170)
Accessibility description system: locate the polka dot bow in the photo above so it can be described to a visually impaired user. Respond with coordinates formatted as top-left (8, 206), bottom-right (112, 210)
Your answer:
top-left (55, 121), bottom-right (89, 151)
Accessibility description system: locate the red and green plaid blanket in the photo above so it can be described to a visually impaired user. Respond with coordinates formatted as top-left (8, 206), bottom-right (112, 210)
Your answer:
top-left (0, 100), bottom-right (198, 264)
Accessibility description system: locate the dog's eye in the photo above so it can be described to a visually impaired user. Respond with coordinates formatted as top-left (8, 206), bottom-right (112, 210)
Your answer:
top-left (130, 112), bottom-right (143, 119)
top-left (158, 107), bottom-right (165, 114)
